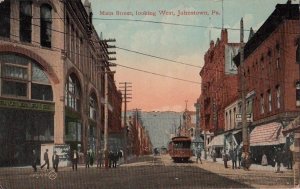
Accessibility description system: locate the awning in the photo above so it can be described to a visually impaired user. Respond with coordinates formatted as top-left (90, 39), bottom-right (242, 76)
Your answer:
top-left (250, 122), bottom-right (285, 146)
top-left (283, 115), bottom-right (300, 134)
top-left (207, 134), bottom-right (224, 147)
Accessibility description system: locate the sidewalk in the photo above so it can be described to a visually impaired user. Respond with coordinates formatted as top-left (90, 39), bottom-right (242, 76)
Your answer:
top-left (197, 156), bottom-right (292, 173)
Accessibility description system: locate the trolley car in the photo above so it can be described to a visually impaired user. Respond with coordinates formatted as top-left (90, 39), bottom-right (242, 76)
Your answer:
top-left (168, 136), bottom-right (193, 162)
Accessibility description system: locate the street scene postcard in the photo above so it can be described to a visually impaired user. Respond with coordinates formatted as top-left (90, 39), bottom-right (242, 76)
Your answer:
top-left (0, 0), bottom-right (300, 188)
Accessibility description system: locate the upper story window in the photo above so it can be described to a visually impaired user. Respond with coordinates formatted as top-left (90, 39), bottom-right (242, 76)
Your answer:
top-left (260, 94), bottom-right (264, 114)
top-left (0, 54), bottom-right (53, 100)
top-left (65, 74), bottom-right (81, 111)
top-left (89, 94), bottom-right (97, 120)
top-left (276, 85), bottom-right (281, 109)
top-left (20, 1), bottom-right (32, 43)
top-left (296, 81), bottom-right (300, 107)
top-left (296, 38), bottom-right (300, 64)
top-left (268, 90), bottom-right (272, 112)
top-left (0, 0), bottom-right (10, 38)
top-left (40, 4), bottom-right (52, 48)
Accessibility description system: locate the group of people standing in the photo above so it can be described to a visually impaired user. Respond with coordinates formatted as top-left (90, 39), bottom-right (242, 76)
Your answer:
top-left (32, 148), bottom-right (123, 173)
top-left (32, 149), bottom-right (59, 172)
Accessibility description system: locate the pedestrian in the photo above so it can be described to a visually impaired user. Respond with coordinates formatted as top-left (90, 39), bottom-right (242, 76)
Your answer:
top-left (261, 153), bottom-right (268, 166)
top-left (32, 150), bottom-right (38, 172)
top-left (287, 149), bottom-right (293, 169)
top-left (230, 148), bottom-right (237, 169)
top-left (97, 150), bottom-right (103, 168)
top-left (112, 151), bottom-right (118, 168)
top-left (41, 149), bottom-right (49, 170)
top-left (223, 151), bottom-right (229, 168)
top-left (196, 147), bottom-right (202, 164)
top-left (243, 152), bottom-right (251, 171)
top-left (211, 149), bottom-right (217, 162)
top-left (108, 151), bottom-right (113, 168)
top-left (89, 149), bottom-right (94, 166)
top-left (237, 148), bottom-right (242, 168)
top-left (72, 150), bottom-right (79, 171)
top-left (85, 151), bottom-right (90, 168)
top-left (274, 148), bottom-right (283, 173)
top-left (52, 151), bottom-right (59, 172)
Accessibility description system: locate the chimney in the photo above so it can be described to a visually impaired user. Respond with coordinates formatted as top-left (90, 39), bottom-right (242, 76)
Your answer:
top-left (248, 27), bottom-right (255, 41)
top-left (210, 40), bottom-right (215, 49)
top-left (221, 29), bottom-right (228, 43)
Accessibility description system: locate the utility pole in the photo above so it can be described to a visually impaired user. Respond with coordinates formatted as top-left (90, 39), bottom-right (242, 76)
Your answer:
top-left (99, 37), bottom-right (116, 168)
top-left (240, 18), bottom-right (248, 155)
top-left (119, 82), bottom-right (132, 163)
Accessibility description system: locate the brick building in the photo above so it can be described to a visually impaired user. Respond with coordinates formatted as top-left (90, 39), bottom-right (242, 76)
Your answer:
top-left (234, 2), bottom-right (300, 163)
top-left (199, 29), bottom-right (239, 135)
top-left (0, 0), bottom-right (123, 166)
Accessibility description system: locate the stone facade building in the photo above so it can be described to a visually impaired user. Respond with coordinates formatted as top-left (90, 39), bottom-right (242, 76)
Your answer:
top-left (0, 0), bottom-right (122, 166)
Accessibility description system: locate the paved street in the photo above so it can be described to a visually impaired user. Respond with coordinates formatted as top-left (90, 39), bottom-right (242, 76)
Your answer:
top-left (0, 155), bottom-right (293, 189)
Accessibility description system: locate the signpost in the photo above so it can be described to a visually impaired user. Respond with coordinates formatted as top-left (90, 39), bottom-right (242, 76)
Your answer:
top-left (235, 114), bottom-right (252, 122)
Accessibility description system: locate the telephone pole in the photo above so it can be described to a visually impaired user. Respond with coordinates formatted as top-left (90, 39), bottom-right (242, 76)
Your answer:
top-left (240, 18), bottom-right (248, 154)
top-left (99, 37), bottom-right (116, 168)
top-left (119, 82), bottom-right (132, 163)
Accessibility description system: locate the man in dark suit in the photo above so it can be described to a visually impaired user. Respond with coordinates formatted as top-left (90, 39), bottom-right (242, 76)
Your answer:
top-left (72, 150), bottom-right (79, 171)
top-left (32, 150), bottom-right (38, 172)
top-left (52, 151), bottom-right (59, 172)
top-left (41, 149), bottom-right (49, 170)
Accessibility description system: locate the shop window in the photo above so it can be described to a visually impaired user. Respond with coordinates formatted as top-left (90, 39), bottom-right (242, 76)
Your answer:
top-left (31, 83), bottom-right (53, 101)
top-left (40, 4), bottom-right (52, 48)
top-left (2, 80), bottom-right (27, 97)
top-left (2, 65), bottom-right (28, 80)
top-left (0, 0), bottom-right (10, 38)
top-left (20, 1), bottom-right (32, 43)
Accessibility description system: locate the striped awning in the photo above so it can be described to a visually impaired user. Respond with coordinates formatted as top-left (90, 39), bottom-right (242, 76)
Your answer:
top-left (250, 122), bottom-right (285, 146)
top-left (207, 134), bottom-right (224, 147)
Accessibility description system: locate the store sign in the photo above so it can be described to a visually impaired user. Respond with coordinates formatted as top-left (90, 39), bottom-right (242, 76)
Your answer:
top-left (0, 99), bottom-right (54, 112)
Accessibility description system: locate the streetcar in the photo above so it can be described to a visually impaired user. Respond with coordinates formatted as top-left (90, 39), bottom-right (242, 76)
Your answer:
top-left (168, 136), bottom-right (193, 162)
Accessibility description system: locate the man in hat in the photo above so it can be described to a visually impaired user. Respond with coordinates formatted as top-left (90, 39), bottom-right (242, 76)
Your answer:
top-left (52, 151), bottom-right (59, 172)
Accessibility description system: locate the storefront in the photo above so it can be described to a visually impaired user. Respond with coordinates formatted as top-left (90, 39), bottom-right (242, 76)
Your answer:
top-left (249, 122), bottom-right (286, 164)
top-left (0, 53), bottom-right (54, 166)
top-left (0, 100), bottom-right (54, 166)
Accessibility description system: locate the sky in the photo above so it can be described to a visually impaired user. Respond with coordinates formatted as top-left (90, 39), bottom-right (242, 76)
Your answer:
top-left (89, 0), bottom-right (291, 112)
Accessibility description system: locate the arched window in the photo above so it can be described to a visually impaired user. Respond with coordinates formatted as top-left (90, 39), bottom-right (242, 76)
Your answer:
top-left (89, 93), bottom-right (97, 120)
top-left (0, 53), bottom-right (53, 100)
top-left (40, 4), bottom-right (52, 47)
top-left (65, 74), bottom-right (81, 111)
